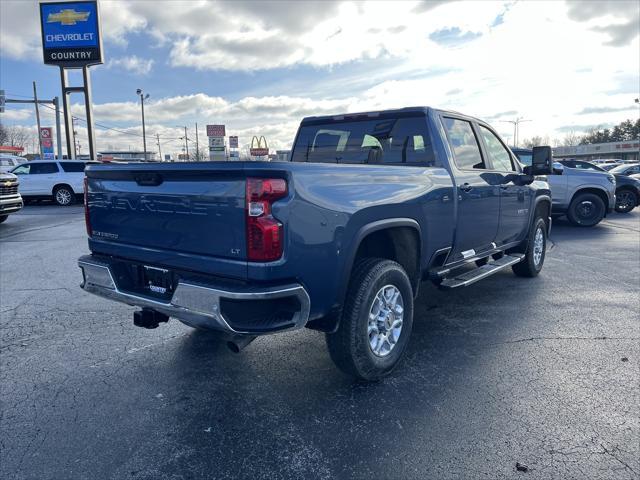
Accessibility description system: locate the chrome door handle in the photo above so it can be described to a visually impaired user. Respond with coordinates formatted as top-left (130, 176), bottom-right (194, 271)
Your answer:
top-left (459, 183), bottom-right (472, 192)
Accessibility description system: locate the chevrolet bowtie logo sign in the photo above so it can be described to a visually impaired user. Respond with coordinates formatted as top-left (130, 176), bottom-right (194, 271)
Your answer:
top-left (47, 8), bottom-right (90, 26)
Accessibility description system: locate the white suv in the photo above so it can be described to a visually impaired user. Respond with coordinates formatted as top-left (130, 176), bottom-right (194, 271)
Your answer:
top-left (10, 160), bottom-right (92, 206)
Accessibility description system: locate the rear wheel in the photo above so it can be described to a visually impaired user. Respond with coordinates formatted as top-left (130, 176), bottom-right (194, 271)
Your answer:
top-left (567, 192), bottom-right (605, 227)
top-left (615, 189), bottom-right (637, 213)
top-left (326, 258), bottom-right (414, 381)
top-left (513, 217), bottom-right (547, 278)
top-left (53, 185), bottom-right (74, 206)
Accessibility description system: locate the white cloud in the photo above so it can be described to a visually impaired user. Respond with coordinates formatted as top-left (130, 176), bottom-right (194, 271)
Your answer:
top-left (0, 108), bottom-right (33, 121)
top-left (107, 55), bottom-right (154, 75)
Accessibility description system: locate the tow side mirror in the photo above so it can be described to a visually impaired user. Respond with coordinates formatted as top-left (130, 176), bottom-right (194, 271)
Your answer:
top-left (529, 146), bottom-right (553, 175)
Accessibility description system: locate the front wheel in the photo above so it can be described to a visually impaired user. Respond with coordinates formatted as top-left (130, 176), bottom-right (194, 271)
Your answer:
top-left (0, 215), bottom-right (8, 224)
top-left (512, 217), bottom-right (547, 278)
top-left (326, 258), bottom-right (414, 381)
top-left (615, 189), bottom-right (637, 213)
top-left (567, 192), bottom-right (605, 227)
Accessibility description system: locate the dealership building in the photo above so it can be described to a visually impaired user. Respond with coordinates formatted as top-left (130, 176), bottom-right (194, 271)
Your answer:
top-left (553, 140), bottom-right (639, 162)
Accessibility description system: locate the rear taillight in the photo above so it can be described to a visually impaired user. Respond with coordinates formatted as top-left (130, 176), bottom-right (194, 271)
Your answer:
top-left (84, 176), bottom-right (91, 236)
top-left (246, 178), bottom-right (287, 261)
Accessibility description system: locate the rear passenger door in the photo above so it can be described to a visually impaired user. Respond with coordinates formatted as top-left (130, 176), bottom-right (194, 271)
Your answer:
top-left (28, 162), bottom-right (60, 195)
top-left (442, 116), bottom-right (500, 261)
top-left (477, 125), bottom-right (531, 246)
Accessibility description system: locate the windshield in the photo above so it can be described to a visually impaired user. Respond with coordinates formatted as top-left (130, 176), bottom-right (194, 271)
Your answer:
top-left (514, 152), bottom-right (532, 166)
top-left (610, 164), bottom-right (637, 174)
top-left (291, 115), bottom-right (437, 166)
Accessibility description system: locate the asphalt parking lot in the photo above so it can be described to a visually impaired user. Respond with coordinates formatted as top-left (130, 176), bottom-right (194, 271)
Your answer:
top-left (1, 205), bottom-right (638, 480)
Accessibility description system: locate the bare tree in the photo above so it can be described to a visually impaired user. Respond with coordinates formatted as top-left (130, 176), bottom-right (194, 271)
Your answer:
top-left (561, 130), bottom-right (580, 146)
top-left (1, 125), bottom-right (35, 149)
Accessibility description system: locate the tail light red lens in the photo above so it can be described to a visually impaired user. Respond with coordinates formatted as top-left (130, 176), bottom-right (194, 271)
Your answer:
top-left (246, 178), bottom-right (287, 261)
top-left (84, 176), bottom-right (92, 236)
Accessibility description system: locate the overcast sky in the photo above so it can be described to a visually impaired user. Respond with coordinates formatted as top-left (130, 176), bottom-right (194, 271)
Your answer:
top-left (1, 0), bottom-right (638, 156)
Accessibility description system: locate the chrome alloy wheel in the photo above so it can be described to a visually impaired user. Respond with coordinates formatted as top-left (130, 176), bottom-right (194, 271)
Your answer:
top-left (533, 226), bottom-right (544, 266)
top-left (56, 188), bottom-right (72, 205)
top-left (368, 285), bottom-right (404, 357)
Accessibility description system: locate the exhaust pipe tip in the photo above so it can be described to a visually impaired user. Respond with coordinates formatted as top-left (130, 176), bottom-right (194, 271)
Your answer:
top-left (226, 335), bottom-right (256, 353)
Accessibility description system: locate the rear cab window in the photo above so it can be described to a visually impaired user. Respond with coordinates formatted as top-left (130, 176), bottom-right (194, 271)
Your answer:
top-left (291, 114), bottom-right (439, 166)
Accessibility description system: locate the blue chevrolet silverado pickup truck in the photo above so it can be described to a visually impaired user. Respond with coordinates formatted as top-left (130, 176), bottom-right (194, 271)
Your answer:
top-left (79, 107), bottom-right (553, 380)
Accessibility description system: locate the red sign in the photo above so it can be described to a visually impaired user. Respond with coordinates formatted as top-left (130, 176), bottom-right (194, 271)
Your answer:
top-left (250, 148), bottom-right (269, 156)
top-left (40, 127), bottom-right (52, 139)
top-left (42, 138), bottom-right (53, 148)
top-left (206, 125), bottom-right (226, 137)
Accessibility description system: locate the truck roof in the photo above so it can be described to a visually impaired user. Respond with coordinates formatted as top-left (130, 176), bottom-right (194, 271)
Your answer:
top-left (300, 106), bottom-right (485, 125)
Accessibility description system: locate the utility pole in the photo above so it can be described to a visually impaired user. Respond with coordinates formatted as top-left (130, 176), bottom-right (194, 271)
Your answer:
top-left (184, 126), bottom-right (189, 159)
top-left (195, 122), bottom-right (199, 161)
top-left (33, 81), bottom-right (43, 159)
top-left (156, 133), bottom-right (162, 160)
top-left (3, 93), bottom-right (62, 159)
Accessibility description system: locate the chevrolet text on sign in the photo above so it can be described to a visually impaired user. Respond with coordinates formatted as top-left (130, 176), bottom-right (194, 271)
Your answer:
top-left (39, 1), bottom-right (103, 66)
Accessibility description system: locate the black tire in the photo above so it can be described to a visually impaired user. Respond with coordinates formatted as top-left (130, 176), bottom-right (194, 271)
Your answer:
top-left (0, 215), bottom-right (8, 224)
top-left (53, 185), bottom-right (74, 206)
top-left (513, 217), bottom-right (547, 278)
top-left (615, 189), bottom-right (637, 214)
top-left (566, 192), bottom-right (605, 227)
top-left (326, 258), bottom-right (414, 381)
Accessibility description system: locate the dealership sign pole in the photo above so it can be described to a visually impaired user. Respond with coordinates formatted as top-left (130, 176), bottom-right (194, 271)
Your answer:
top-left (40, 1), bottom-right (104, 159)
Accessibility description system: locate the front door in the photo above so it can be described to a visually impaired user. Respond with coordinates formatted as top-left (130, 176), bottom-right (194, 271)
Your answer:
top-left (477, 125), bottom-right (532, 246)
top-left (441, 116), bottom-right (500, 261)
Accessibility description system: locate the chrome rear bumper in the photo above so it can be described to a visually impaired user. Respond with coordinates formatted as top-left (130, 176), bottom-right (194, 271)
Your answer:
top-left (78, 256), bottom-right (310, 335)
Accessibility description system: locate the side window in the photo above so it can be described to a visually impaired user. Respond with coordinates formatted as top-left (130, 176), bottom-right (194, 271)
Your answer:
top-left (30, 163), bottom-right (59, 174)
top-left (12, 164), bottom-right (30, 175)
top-left (60, 162), bottom-right (87, 173)
top-left (442, 117), bottom-right (485, 170)
top-left (478, 126), bottom-right (515, 172)
top-left (628, 166), bottom-right (639, 174)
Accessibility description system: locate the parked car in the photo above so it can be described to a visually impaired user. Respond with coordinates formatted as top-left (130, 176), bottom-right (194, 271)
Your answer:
top-left (600, 163), bottom-right (622, 171)
top-left (78, 107), bottom-right (554, 380)
top-left (0, 155), bottom-right (26, 173)
top-left (10, 160), bottom-right (93, 206)
top-left (512, 148), bottom-right (615, 226)
top-left (609, 163), bottom-right (640, 177)
top-left (0, 172), bottom-right (23, 223)
top-left (591, 158), bottom-right (623, 166)
top-left (557, 160), bottom-right (640, 213)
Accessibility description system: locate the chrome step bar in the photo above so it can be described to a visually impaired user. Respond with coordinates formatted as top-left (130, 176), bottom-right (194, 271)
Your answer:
top-left (439, 254), bottom-right (525, 289)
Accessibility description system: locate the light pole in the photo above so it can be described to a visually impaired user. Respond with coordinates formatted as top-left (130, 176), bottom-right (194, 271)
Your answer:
top-left (136, 89), bottom-right (150, 160)
top-left (501, 117), bottom-right (531, 147)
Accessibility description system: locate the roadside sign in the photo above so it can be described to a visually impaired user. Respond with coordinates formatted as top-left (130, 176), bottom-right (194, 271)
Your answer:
top-left (209, 146), bottom-right (226, 152)
top-left (250, 135), bottom-right (269, 156)
top-left (40, 127), bottom-right (55, 158)
top-left (229, 136), bottom-right (238, 149)
top-left (206, 125), bottom-right (225, 137)
top-left (39, 1), bottom-right (103, 67)
top-left (208, 137), bottom-right (225, 147)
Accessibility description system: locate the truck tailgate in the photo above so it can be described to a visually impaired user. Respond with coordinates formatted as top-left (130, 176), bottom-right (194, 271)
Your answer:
top-left (86, 164), bottom-right (247, 278)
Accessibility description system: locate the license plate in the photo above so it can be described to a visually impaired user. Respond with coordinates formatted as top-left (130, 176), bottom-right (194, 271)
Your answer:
top-left (143, 266), bottom-right (175, 296)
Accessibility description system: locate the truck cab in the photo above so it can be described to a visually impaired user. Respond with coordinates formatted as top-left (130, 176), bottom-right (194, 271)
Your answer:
top-left (78, 107), bottom-right (553, 380)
